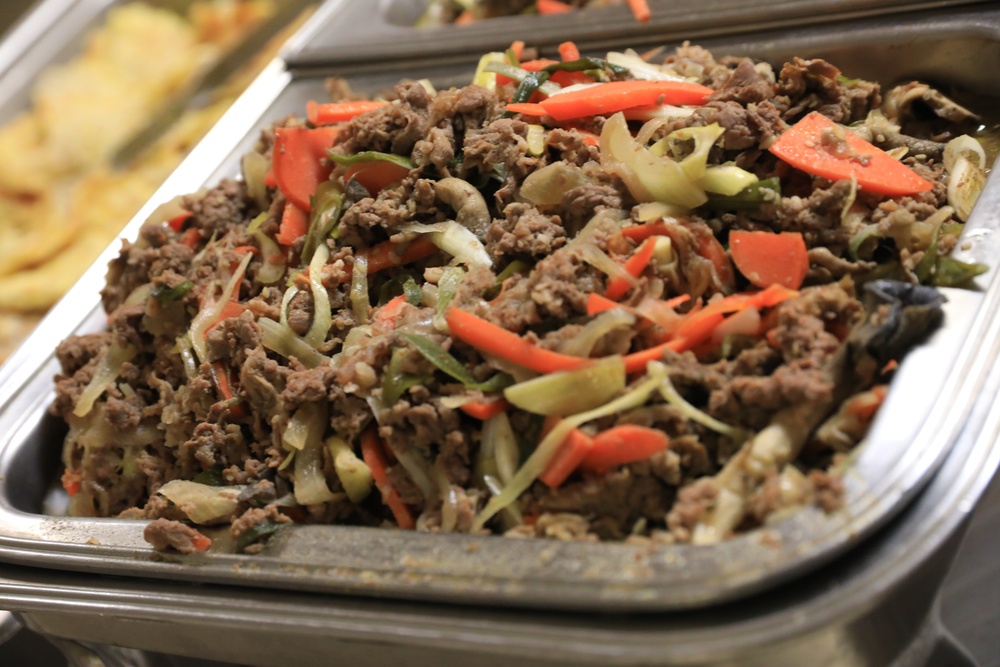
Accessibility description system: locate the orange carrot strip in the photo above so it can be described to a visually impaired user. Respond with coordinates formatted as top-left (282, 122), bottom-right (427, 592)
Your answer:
top-left (374, 294), bottom-right (408, 328)
top-left (626, 0), bottom-right (651, 22)
top-left (454, 9), bottom-right (476, 23)
top-left (459, 398), bottom-right (511, 421)
top-left (768, 111), bottom-right (933, 197)
top-left (264, 169), bottom-right (276, 188)
top-left (61, 469), bottom-right (82, 497)
top-left (558, 41), bottom-right (581, 62)
top-left (537, 0), bottom-right (574, 13)
top-left (365, 235), bottom-right (439, 274)
top-left (539, 426), bottom-right (593, 488)
top-left (506, 102), bottom-right (548, 116)
top-left (189, 532), bottom-right (212, 553)
top-left (306, 100), bottom-right (389, 125)
top-left (579, 425), bottom-right (668, 473)
top-left (445, 307), bottom-right (591, 374)
top-left (344, 160), bottom-right (411, 196)
top-left (604, 237), bottom-right (657, 300)
top-left (361, 427), bottom-right (415, 530)
top-left (729, 230), bottom-right (809, 290)
top-left (272, 126), bottom-right (341, 211)
top-left (276, 202), bottom-right (309, 246)
top-left (509, 40), bottom-right (525, 61)
top-left (180, 228), bottom-right (202, 249)
top-left (167, 212), bottom-right (192, 232)
top-left (538, 80), bottom-right (714, 121)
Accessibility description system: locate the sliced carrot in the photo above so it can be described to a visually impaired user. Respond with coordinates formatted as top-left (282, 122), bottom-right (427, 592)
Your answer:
top-left (509, 40), bottom-right (525, 62)
top-left (167, 211), bottom-right (192, 232)
top-left (61, 469), bottom-right (82, 497)
top-left (459, 398), bottom-right (510, 421)
top-left (344, 160), bottom-right (411, 196)
top-left (539, 426), bottom-right (593, 488)
top-left (361, 427), bottom-right (416, 530)
top-left (621, 221), bottom-right (671, 242)
top-left (365, 235), bottom-right (439, 274)
top-left (264, 169), bottom-right (276, 189)
top-left (446, 307), bottom-right (593, 374)
top-left (537, 0), bottom-right (574, 14)
top-left (579, 425), bottom-right (669, 473)
top-left (189, 532), bottom-right (213, 553)
top-left (272, 126), bottom-right (341, 212)
top-left (180, 227), bottom-right (202, 249)
top-left (558, 41), bottom-right (581, 62)
top-left (693, 227), bottom-right (736, 291)
top-left (276, 202), bottom-right (309, 246)
top-left (538, 80), bottom-right (713, 121)
top-left (626, 0), bottom-right (651, 22)
top-left (454, 9), bottom-right (475, 23)
top-left (306, 100), bottom-right (389, 125)
top-left (206, 301), bottom-right (248, 335)
top-left (374, 294), bottom-right (408, 328)
top-left (768, 111), bottom-right (933, 197)
top-left (844, 384), bottom-right (889, 422)
top-left (210, 360), bottom-right (248, 418)
top-left (506, 102), bottom-right (549, 117)
top-left (729, 230), bottom-right (809, 290)
top-left (605, 237), bottom-right (657, 300)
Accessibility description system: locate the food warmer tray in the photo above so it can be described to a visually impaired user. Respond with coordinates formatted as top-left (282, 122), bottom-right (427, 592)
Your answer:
top-left (1, 3), bottom-right (1000, 616)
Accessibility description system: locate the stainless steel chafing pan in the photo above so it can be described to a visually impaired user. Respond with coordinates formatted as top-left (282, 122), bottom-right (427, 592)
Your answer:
top-left (1, 4), bottom-right (999, 616)
top-left (284, 0), bottom-right (994, 68)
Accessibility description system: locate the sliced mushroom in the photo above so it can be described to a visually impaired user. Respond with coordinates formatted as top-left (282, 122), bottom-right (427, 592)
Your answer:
top-left (884, 81), bottom-right (980, 125)
top-left (434, 177), bottom-right (491, 239)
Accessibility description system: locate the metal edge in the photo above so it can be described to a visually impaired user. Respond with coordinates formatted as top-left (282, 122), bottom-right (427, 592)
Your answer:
top-left (284, 0), bottom-right (995, 68)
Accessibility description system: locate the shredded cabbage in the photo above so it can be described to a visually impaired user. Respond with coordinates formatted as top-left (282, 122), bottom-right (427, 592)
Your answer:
top-left (481, 412), bottom-right (520, 485)
top-left (326, 436), bottom-right (373, 503)
top-left (189, 251), bottom-right (253, 365)
top-left (659, 371), bottom-right (747, 440)
top-left (293, 403), bottom-right (338, 505)
top-left (241, 152), bottom-right (271, 210)
top-left (158, 480), bottom-right (246, 525)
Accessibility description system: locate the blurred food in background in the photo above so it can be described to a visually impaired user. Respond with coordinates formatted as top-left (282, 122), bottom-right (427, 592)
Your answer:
top-left (418, 0), bottom-right (650, 24)
top-left (0, 0), bottom-right (310, 362)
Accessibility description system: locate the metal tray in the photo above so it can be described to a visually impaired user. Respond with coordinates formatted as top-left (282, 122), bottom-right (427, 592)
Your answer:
top-left (1, 7), bottom-right (999, 614)
top-left (284, 0), bottom-right (992, 68)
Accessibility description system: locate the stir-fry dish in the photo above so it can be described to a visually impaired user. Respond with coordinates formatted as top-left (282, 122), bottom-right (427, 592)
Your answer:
top-left (52, 41), bottom-right (987, 554)
top-left (418, 0), bottom-right (650, 25)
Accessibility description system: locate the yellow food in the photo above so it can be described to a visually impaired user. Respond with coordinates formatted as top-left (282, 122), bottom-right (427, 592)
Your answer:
top-left (0, 0), bottom-right (297, 362)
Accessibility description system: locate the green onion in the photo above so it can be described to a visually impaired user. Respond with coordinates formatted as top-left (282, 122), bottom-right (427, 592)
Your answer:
top-left (399, 332), bottom-right (512, 391)
top-left (381, 347), bottom-right (432, 406)
top-left (933, 256), bottom-right (989, 287)
top-left (152, 280), bottom-right (193, 305)
top-left (235, 520), bottom-right (284, 554)
top-left (704, 177), bottom-right (781, 211)
top-left (327, 151), bottom-right (415, 170)
top-left (503, 355), bottom-right (626, 416)
top-left (303, 181), bottom-right (343, 263)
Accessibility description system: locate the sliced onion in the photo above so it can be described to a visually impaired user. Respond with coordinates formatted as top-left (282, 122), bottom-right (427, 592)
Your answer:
top-left (606, 50), bottom-right (687, 81)
top-left (655, 123), bottom-right (725, 183)
top-left (481, 412), bottom-right (520, 485)
top-left (435, 178), bottom-right (491, 237)
top-left (401, 221), bottom-right (492, 269)
top-left (526, 124), bottom-right (546, 157)
top-left (559, 309), bottom-right (636, 358)
top-left (326, 436), bottom-right (373, 503)
top-left (520, 162), bottom-right (591, 206)
top-left (659, 372), bottom-right (746, 440)
top-left (306, 244), bottom-right (333, 346)
top-left (385, 441), bottom-right (435, 502)
top-left (259, 318), bottom-right (329, 369)
top-left (73, 343), bottom-right (137, 417)
top-left (350, 251), bottom-right (370, 326)
top-left (944, 135), bottom-right (987, 222)
top-left (242, 152), bottom-right (271, 210)
top-left (578, 243), bottom-right (638, 288)
top-left (292, 403), bottom-right (337, 505)
top-left (700, 165), bottom-right (758, 196)
top-left (252, 230), bottom-right (285, 285)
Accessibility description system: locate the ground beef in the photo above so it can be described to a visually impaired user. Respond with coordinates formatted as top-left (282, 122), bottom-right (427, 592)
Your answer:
top-left (143, 519), bottom-right (209, 554)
